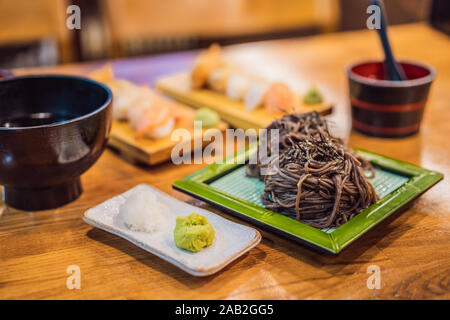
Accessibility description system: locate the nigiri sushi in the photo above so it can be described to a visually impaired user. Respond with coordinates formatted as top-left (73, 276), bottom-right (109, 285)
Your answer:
top-left (244, 80), bottom-right (269, 111)
top-left (226, 72), bottom-right (250, 101)
top-left (127, 88), bottom-right (176, 139)
top-left (90, 64), bottom-right (143, 121)
top-left (191, 43), bottom-right (223, 89)
top-left (206, 66), bottom-right (231, 93)
top-left (107, 79), bottom-right (143, 120)
top-left (264, 82), bottom-right (295, 115)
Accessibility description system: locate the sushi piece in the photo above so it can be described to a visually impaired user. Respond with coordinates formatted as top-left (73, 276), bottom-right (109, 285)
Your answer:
top-left (264, 82), bottom-right (295, 115)
top-left (206, 66), bottom-right (231, 93)
top-left (146, 117), bottom-right (175, 140)
top-left (126, 86), bottom-right (155, 124)
top-left (90, 64), bottom-right (143, 121)
top-left (127, 87), bottom-right (176, 139)
top-left (129, 103), bottom-right (175, 139)
top-left (107, 79), bottom-right (143, 120)
top-left (244, 80), bottom-right (269, 111)
top-left (191, 43), bottom-right (223, 89)
top-left (225, 72), bottom-right (250, 101)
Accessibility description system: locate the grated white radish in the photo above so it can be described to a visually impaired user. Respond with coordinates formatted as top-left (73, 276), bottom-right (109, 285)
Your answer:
top-left (118, 189), bottom-right (168, 233)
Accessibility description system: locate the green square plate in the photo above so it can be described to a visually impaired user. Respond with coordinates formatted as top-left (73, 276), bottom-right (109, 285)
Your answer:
top-left (173, 144), bottom-right (443, 254)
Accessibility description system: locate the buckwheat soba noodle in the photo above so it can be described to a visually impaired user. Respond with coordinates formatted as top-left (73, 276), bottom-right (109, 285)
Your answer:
top-left (247, 112), bottom-right (378, 229)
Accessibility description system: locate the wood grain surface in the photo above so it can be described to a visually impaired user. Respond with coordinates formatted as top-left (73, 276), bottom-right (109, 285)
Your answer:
top-left (1, 23), bottom-right (449, 300)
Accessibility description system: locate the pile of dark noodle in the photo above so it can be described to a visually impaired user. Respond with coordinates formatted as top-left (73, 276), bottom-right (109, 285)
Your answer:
top-left (246, 112), bottom-right (378, 228)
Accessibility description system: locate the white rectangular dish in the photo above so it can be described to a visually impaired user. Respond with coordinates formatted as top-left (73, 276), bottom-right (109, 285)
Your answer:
top-left (83, 184), bottom-right (261, 276)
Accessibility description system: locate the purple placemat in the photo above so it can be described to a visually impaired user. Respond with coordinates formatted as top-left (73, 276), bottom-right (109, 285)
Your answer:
top-left (112, 51), bottom-right (197, 86)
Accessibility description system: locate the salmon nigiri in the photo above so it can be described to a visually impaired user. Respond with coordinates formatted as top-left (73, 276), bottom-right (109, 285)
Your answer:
top-left (264, 82), bottom-right (296, 115)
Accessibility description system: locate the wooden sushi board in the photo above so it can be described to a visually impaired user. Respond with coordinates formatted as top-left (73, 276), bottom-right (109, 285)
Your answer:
top-left (157, 72), bottom-right (333, 130)
top-left (109, 104), bottom-right (228, 165)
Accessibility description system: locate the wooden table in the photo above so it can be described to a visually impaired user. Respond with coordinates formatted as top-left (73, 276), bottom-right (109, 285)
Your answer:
top-left (1, 23), bottom-right (449, 299)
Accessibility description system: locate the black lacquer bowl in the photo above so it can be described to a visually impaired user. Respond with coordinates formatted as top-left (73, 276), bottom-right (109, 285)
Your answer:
top-left (347, 61), bottom-right (435, 138)
top-left (0, 75), bottom-right (113, 211)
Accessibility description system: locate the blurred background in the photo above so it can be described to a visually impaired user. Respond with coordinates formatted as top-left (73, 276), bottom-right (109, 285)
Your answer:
top-left (0, 0), bottom-right (447, 69)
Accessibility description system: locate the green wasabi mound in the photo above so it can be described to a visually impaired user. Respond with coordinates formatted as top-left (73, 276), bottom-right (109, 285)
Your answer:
top-left (174, 213), bottom-right (215, 252)
top-left (195, 108), bottom-right (220, 128)
top-left (304, 87), bottom-right (323, 105)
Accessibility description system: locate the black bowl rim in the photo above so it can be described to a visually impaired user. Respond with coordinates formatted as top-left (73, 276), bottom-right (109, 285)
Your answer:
top-left (346, 59), bottom-right (436, 88)
top-left (0, 74), bottom-right (113, 131)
